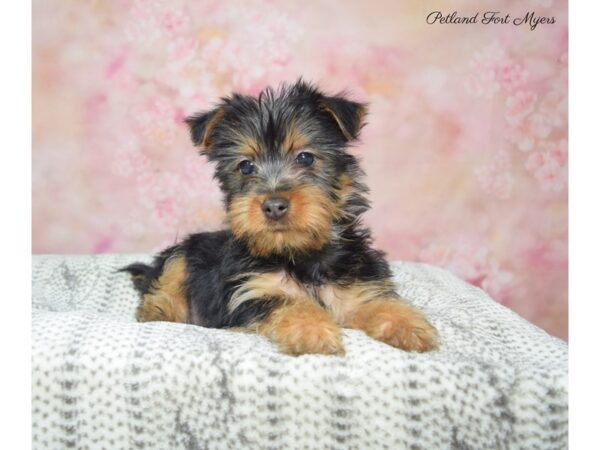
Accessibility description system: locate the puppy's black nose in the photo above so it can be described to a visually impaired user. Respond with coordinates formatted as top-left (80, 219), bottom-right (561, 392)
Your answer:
top-left (262, 197), bottom-right (289, 221)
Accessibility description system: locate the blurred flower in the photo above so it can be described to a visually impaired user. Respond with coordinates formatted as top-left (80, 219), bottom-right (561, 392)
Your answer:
top-left (525, 140), bottom-right (568, 192)
top-left (507, 111), bottom-right (556, 152)
top-left (167, 37), bottom-right (199, 67)
top-left (134, 97), bottom-right (179, 144)
top-left (419, 239), bottom-right (514, 303)
top-left (465, 42), bottom-right (528, 97)
top-left (546, 139), bottom-right (568, 166)
top-left (495, 61), bottom-right (529, 92)
top-left (505, 91), bottom-right (537, 125)
top-left (481, 261), bottom-right (515, 303)
top-left (527, 113), bottom-right (554, 139)
top-left (198, 2), bottom-right (302, 90)
top-left (126, 0), bottom-right (169, 43)
top-left (475, 150), bottom-right (514, 199)
top-left (161, 10), bottom-right (190, 37)
top-left (539, 90), bottom-right (567, 128)
top-left (111, 139), bottom-right (147, 177)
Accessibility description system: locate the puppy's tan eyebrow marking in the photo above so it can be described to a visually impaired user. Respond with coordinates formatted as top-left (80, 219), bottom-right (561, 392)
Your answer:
top-left (235, 135), bottom-right (260, 158)
top-left (282, 126), bottom-right (310, 154)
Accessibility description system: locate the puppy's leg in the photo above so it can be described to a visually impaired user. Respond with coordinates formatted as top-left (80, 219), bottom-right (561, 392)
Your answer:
top-left (346, 298), bottom-right (438, 352)
top-left (137, 256), bottom-right (188, 323)
top-left (256, 298), bottom-right (344, 356)
top-left (229, 272), bottom-right (344, 355)
top-left (323, 280), bottom-right (438, 352)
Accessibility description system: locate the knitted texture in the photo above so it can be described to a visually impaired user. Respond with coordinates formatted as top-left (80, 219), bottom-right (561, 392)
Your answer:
top-left (32, 254), bottom-right (568, 449)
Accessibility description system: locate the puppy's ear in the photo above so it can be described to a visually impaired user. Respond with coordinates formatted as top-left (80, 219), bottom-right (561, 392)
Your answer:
top-left (319, 96), bottom-right (368, 142)
top-left (185, 107), bottom-right (225, 151)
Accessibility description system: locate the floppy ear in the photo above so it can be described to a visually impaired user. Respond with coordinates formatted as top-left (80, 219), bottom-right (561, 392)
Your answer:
top-left (185, 107), bottom-right (225, 150)
top-left (318, 96), bottom-right (368, 141)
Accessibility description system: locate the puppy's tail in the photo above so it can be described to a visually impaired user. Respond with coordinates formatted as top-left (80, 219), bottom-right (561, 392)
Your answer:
top-left (119, 262), bottom-right (156, 295)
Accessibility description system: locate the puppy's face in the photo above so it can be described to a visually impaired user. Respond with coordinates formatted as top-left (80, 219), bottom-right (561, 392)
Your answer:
top-left (186, 81), bottom-right (369, 257)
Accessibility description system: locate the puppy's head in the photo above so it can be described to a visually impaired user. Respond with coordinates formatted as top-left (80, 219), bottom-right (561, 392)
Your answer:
top-left (185, 80), bottom-right (370, 257)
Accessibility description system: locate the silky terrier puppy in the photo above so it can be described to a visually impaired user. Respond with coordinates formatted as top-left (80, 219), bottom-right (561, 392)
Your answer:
top-left (122, 80), bottom-right (438, 355)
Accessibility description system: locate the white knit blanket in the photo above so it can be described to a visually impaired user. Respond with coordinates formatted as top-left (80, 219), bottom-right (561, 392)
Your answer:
top-left (32, 254), bottom-right (568, 450)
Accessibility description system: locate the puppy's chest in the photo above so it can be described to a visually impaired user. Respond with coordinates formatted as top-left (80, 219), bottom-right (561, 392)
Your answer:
top-left (264, 270), bottom-right (367, 323)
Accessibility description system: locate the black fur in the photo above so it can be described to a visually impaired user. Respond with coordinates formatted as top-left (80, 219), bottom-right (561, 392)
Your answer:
top-left (122, 80), bottom-right (395, 329)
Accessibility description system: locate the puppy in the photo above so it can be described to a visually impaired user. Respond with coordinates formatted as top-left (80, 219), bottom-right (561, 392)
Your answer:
top-left (122, 80), bottom-right (438, 356)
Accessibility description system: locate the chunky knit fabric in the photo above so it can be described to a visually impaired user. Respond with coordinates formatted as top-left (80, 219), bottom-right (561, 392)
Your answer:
top-left (32, 254), bottom-right (568, 449)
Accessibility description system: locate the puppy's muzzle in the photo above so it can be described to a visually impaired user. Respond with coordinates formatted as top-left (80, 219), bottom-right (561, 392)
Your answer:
top-left (261, 197), bottom-right (289, 221)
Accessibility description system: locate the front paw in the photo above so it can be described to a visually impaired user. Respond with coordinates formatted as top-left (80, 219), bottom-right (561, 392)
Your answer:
top-left (260, 302), bottom-right (345, 356)
top-left (349, 299), bottom-right (438, 352)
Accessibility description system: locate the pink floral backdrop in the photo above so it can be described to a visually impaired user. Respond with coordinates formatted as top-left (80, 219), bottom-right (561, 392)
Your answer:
top-left (32, 0), bottom-right (568, 339)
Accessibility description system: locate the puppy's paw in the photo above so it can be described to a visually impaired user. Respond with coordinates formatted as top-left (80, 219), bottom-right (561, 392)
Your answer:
top-left (260, 301), bottom-right (345, 356)
top-left (348, 299), bottom-right (438, 352)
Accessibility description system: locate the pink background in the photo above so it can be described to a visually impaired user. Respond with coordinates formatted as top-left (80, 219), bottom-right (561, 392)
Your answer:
top-left (32, 0), bottom-right (568, 339)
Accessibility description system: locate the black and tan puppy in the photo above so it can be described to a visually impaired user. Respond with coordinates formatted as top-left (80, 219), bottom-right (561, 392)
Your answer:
top-left (122, 80), bottom-right (438, 355)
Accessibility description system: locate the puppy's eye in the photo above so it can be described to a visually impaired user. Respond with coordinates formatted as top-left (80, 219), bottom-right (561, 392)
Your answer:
top-left (238, 160), bottom-right (254, 175)
top-left (295, 152), bottom-right (315, 166)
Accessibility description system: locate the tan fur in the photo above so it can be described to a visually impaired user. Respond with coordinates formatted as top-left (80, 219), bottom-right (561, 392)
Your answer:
top-left (256, 299), bottom-right (344, 355)
top-left (198, 108), bottom-right (226, 149)
top-left (356, 104), bottom-right (368, 129)
top-left (228, 271), bottom-right (308, 313)
top-left (228, 271), bottom-right (343, 355)
top-left (334, 174), bottom-right (357, 217)
top-left (228, 185), bottom-right (336, 257)
top-left (228, 271), bottom-right (436, 353)
top-left (318, 279), bottom-right (396, 324)
top-left (345, 298), bottom-right (438, 352)
top-left (282, 125), bottom-right (310, 154)
top-left (236, 135), bottom-right (260, 158)
top-left (137, 257), bottom-right (189, 323)
top-left (318, 102), bottom-right (368, 141)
